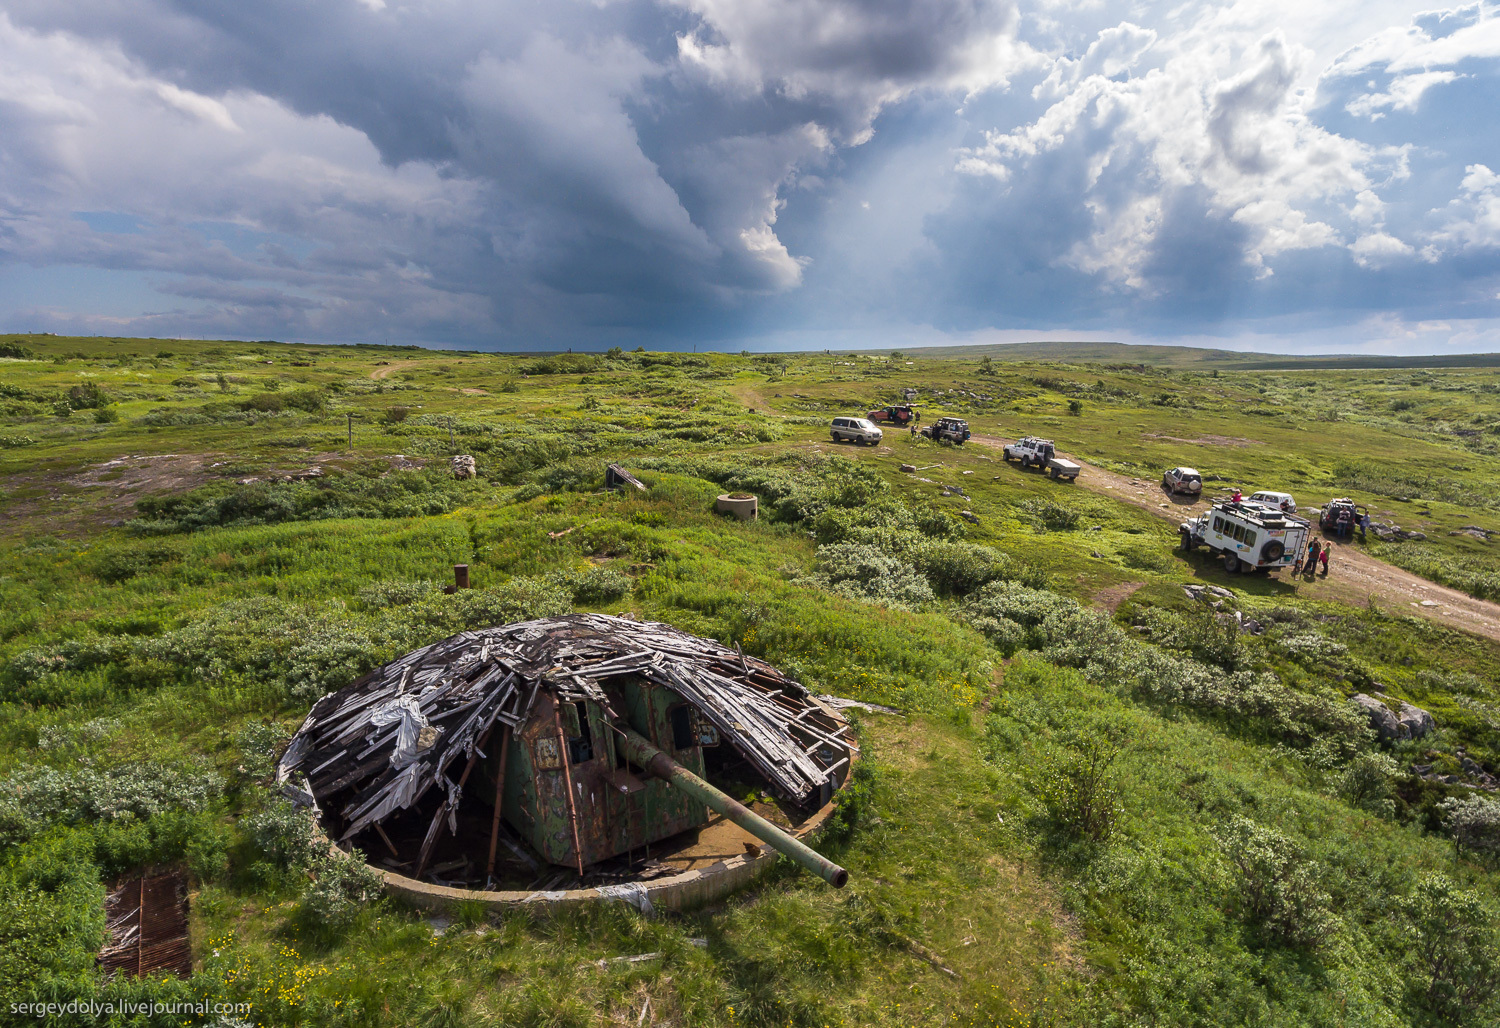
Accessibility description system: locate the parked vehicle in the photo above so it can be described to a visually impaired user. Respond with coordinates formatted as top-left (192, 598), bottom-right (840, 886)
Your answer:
top-left (920, 417), bottom-right (970, 444)
top-left (829, 417), bottom-right (883, 446)
top-left (866, 404), bottom-right (919, 426)
top-left (1180, 500), bottom-right (1309, 574)
top-left (1003, 437), bottom-right (1081, 480)
top-left (1249, 490), bottom-right (1297, 514)
top-left (1163, 467), bottom-right (1203, 495)
top-left (1319, 497), bottom-right (1367, 533)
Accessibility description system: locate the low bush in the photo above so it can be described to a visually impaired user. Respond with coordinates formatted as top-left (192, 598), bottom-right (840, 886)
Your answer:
top-left (1400, 873), bottom-right (1500, 1019)
top-left (1036, 726), bottom-right (1123, 844)
top-left (300, 850), bottom-right (383, 933)
top-left (1440, 794), bottom-right (1500, 858)
top-left (806, 543), bottom-right (934, 610)
top-left (5, 580), bottom-right (570, 707)
top-left (550, 564), bottom-right (632, 605)
top-left (0, 761), bottom-right (223, 849)
top-left (1214, 815), bottom-right (1337, 949)
top-left (1337, 751), bottom-right (1401, 813)
top-left (1017, 498), bottom-right (1080, 532)
top-left (131, 469), bottom-right (478, 533)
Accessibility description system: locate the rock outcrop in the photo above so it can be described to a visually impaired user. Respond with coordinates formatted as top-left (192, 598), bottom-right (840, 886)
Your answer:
top-left (1350, 694), bottom-right (1436, 742)
top-left (1351, 694), bottom-right (1404, 741)
top-left (1398, 701), bottom-right (1435, 740)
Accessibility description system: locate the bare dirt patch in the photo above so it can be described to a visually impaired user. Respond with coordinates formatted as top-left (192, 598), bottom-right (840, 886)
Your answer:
top-left (0, 453), bottom-right (222, 532)
top-left (1091, 580), bottom-right (1145, 612)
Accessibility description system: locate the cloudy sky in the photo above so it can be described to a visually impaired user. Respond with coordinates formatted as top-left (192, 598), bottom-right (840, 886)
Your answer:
top-left (0, 1), bottom-right (1497, 353)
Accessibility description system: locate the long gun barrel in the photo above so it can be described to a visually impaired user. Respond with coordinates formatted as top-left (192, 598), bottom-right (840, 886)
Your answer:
top-left (616, 726), bottom-right (849, 888)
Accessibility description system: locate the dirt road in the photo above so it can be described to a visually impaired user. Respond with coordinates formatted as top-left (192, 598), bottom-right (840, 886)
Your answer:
top-left (970, 435), bottom-right (1500, 642)
top-left (370, 360), bottom-right (422, 380)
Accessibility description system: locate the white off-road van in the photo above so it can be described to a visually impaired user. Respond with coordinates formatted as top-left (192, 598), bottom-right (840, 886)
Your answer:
top-left (1180, 500), bottom-right (1310, 574)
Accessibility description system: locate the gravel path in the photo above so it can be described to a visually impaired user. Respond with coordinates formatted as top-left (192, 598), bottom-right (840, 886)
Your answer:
top-left (969, 435), bottom-right (1500, 642)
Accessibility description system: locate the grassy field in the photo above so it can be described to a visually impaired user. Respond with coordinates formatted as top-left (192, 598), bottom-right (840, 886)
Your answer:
top-left (2, 334), bottom-right (1500, 1027)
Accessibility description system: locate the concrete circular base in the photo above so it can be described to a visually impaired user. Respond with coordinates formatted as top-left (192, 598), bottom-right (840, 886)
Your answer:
top-left (366, 783), bottom-right (842, 914)
top-left (714, 494), bottom-right (758, 520)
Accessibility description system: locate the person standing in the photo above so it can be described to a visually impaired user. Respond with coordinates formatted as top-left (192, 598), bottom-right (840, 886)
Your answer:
top-left (1232, 487), bottom-right (1243, 503)
top-left (1319, 545), bottom-right (1330, 575)
top-left (1359, 513), bottom-right (1370, 542)
top-left (1307, 539), bottom-right (1322, 576)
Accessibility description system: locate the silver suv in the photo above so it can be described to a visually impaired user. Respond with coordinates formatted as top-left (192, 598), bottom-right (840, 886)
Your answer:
top-left (1163, 467), bottom-right (1203, 495)
top-left (830, 416), bottom-right (883, 446)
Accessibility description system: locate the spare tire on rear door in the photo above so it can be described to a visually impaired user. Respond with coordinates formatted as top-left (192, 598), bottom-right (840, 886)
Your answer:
top-left (1259, 539), bottom-right (1285, 563)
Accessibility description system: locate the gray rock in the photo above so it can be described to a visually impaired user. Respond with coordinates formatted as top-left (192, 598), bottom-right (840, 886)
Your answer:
top-left (1351, 693), bottom-right (1404, 741)
top-left (1398, 701), bottom-right (1435, 740)
top-left (1462, 756), bottom-right (1483, 776)
top-left (1205, 585), bottom-right (1234, 599)
top-left (899, 463), bottom-right (916, 473)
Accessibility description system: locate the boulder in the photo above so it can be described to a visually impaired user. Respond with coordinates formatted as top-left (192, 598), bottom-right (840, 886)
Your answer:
top-left (1205, 585), bottom-right (1234, 599)
top-left (451, 454), bottom-right (477, 479)
top-left (1398, 701), bottom-right (1435, 739)
top-left (1351, 693), bottom-right (1404, 741)
top-left (899, 463), bottom-right (916, 473)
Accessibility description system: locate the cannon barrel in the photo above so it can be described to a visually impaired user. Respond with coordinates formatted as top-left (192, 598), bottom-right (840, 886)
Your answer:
top-left (616, 726), bottom-right (849, 888)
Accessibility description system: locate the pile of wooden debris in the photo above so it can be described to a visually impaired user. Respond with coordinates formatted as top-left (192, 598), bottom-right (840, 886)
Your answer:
top-left (277, 613), bottom-right (854, 864)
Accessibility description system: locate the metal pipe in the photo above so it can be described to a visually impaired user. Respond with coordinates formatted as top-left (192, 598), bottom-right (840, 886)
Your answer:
top-left (616, 726), bottom-right (848, 888)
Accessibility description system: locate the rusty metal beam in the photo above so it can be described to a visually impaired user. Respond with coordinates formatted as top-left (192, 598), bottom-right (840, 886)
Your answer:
top-left (485, 727), bottom-right (512, 878)
top-left (553, 705), bottom-right (587, 876)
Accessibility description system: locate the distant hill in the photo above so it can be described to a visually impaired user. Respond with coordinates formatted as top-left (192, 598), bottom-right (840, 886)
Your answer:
top-left (855, 339), bottom-right (1500, 369)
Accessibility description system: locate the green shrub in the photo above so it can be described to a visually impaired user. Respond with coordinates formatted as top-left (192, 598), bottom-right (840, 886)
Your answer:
top-left (66, 382), bottom-right (107, 409)
top-left (245, 798), bottom-right (323, 873)
top-left (912, 541), bottom-right (1014, 595)
top-left (300, 851), bottom-right (383, 932)
top-left (235, 721), bottom-right (291, 780)
top-left (1400, 873), bottom-right (1500, 1019)
top-left (1337, 751), bottom-right (1401, 813)
top-left (356, 578), bottom-right (440, 609)
top-left (1214, 815), bottom-right (1337, 949)
top-left (807, 543), bottom-right (934, 610)
top-left (1018, 498), bottom-right (1080, 532)
top-left (0, 340), bottom-right (38, 359)
top-left (1440, 794), bottom-right (1500, 858)
top-left (550, 564), bottom-right (632, 605)
top-left (1036, 727), bottom-right (1123, 844)
top-left (131, 468), bottom-right (476, 532)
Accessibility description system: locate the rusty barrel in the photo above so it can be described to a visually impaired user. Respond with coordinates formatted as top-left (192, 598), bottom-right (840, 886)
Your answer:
top-left (617, 727), bottom-right (849, 888)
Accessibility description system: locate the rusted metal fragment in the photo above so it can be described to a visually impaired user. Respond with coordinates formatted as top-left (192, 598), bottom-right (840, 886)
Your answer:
top-left (100, 869), bottom-right (191, 979)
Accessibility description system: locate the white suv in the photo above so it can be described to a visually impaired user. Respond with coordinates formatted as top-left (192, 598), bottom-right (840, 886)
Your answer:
top-left (1249, 490), bottom-right (1296, 514)
top-left (830, 417), bottom-right (883, 446)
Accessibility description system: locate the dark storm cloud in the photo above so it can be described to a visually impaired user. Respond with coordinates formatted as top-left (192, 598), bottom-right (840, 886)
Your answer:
top-left (0, 1), bottom-right (1498, 351)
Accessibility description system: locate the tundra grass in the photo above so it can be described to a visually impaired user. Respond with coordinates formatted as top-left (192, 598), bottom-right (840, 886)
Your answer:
top-left (4, 335), bottom-right (1500, 1026)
